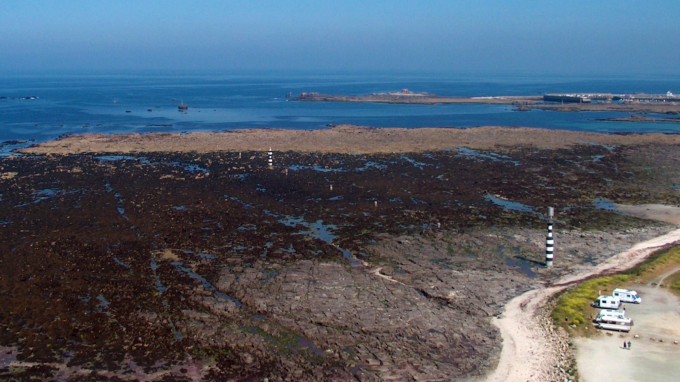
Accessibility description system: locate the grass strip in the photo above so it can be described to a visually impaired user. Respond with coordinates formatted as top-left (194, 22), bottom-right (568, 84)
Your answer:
top-left (552, 244), bottom-right (680, 334)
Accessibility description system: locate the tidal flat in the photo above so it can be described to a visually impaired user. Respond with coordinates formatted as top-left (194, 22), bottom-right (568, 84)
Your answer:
top-left (1, 126), bottom-right (680, 380)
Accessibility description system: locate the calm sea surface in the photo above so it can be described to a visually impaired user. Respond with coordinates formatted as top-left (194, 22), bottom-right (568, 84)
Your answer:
top-left (2, 72), bottom-right (680, 154)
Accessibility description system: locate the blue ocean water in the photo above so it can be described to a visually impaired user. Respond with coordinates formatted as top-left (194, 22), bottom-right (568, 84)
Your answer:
top-left (1, 72), bottom-right (680, 153)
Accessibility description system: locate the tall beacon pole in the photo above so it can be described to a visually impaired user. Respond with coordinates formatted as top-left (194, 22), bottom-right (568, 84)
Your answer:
top-left (546, 207), bottom-right (554, 266)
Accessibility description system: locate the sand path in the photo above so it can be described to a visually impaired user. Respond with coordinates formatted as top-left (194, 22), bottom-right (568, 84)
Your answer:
top-left (651, 265), bottom-right (680, 288)
top-left (485, 226), bottom-right (680, 382)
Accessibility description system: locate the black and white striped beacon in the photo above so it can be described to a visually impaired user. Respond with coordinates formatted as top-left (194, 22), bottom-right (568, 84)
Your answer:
top-left (546, 207), bottom-right (554, 266)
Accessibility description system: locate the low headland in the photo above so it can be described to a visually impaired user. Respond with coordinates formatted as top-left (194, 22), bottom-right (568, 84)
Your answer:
top-left (597, 114), bottom-right (680, 123)
top-left (2, 125), bottom-right (680, 380)
top-left (295, 90), bottom-right (680, 114)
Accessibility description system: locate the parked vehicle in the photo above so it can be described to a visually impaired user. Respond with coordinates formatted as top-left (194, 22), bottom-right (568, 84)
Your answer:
top-left (594, 309), bottom-right (633, 332)
top-left (592, 295), bottom-right (621, 310)
top-left (596, 322), bottom-right (632, 332)
top-left (613, 288), bottom-right (642, 304)
top-left (595, 309), bottom-right (633, 325)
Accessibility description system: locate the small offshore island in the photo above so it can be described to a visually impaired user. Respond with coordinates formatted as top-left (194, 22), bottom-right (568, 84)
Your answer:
top-left (295, 89), bottom-right (680, 115)
top-left (2, 126), bottom-right (680, 381)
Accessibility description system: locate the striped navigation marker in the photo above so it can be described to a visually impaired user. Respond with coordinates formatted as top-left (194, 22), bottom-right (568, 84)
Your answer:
top-left (546, 207), bottom-right (554, 265)
top-left (268, 147), bottom-right (273, 167)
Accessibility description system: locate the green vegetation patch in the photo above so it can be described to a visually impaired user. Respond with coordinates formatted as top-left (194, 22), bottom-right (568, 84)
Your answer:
top-left (665, 271), bottom-right (680, 293)
top-left (552, 245), bottom-right (680, 334)
top-left (552, 275), bottom-right (629, 328)
top-left (627, 245), bottom-right (680, 278)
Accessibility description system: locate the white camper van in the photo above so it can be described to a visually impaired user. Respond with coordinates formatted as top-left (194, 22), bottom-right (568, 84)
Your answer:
top-left (594, 309), bottom-right (633, 332)
top-left (613, 288), bottom-right (642, 304)
top-left (592, 295), bottom-right (621, 310)
top-left (595, 309), bottom-right (633, 326)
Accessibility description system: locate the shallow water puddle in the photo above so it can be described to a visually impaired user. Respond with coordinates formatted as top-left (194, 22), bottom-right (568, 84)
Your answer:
top-left (497, 245), bottom-right (537, 278)
top-left (112, 256), bottom-right (129, 268)
top-left (225, 194), bottom-right (256, 209)
top-left (96, 294), bottom-right (110, 309)
top-left (287, 164), bottom-right (345, 173)
top-left (308, 219), bottom-right (338, 243)
top-left (593, 198), bottom-right (618, 211)
top-left (16, 187), bottom-right (75, 207)
top-left (96, 155), bottom-right (208, 174)
top-left (355, 159), bottom-right (388, 172)
top-left (277, 215), bottom-right (338, 243)
top-left (274, 212), bottom-right (361, 264)
top-left (96, 155), bottom-right (149, 164)
top-left (399, 154), bottom-right (428, 169)
top-left (183, 250), bottom-right (217, 260)
top-left (172, 261), bottom-right (242, 306)
top-left (484, 194), bottom-right (536, 214)
top-left (456, 147), bottom-right (520, 165)
top-left (149, 260), bottom-right (168, 294)
top-left (103, 182), bottom-right (130, 221)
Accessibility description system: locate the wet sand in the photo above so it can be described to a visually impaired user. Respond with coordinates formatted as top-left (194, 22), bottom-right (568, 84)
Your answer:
top-left (615, 204), bottom-right (680, 225)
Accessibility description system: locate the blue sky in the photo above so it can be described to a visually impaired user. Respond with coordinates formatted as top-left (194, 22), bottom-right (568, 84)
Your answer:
top-left (2, 1), bottom-right (679, 75)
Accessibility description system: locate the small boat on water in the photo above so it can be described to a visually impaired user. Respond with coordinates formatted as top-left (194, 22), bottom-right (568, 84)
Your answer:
top-left (178, 101), bottom-right (189, 110)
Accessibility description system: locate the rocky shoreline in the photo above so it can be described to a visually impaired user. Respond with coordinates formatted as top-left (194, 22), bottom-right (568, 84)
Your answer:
top-left (295, 91), bottom-right (541, 105)
top-left (295, 92), bottom-right (680, 115)
top-left (3, 126), bottom-right (680, 380)
top-left (597, 114), bottom-right (680, 123)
